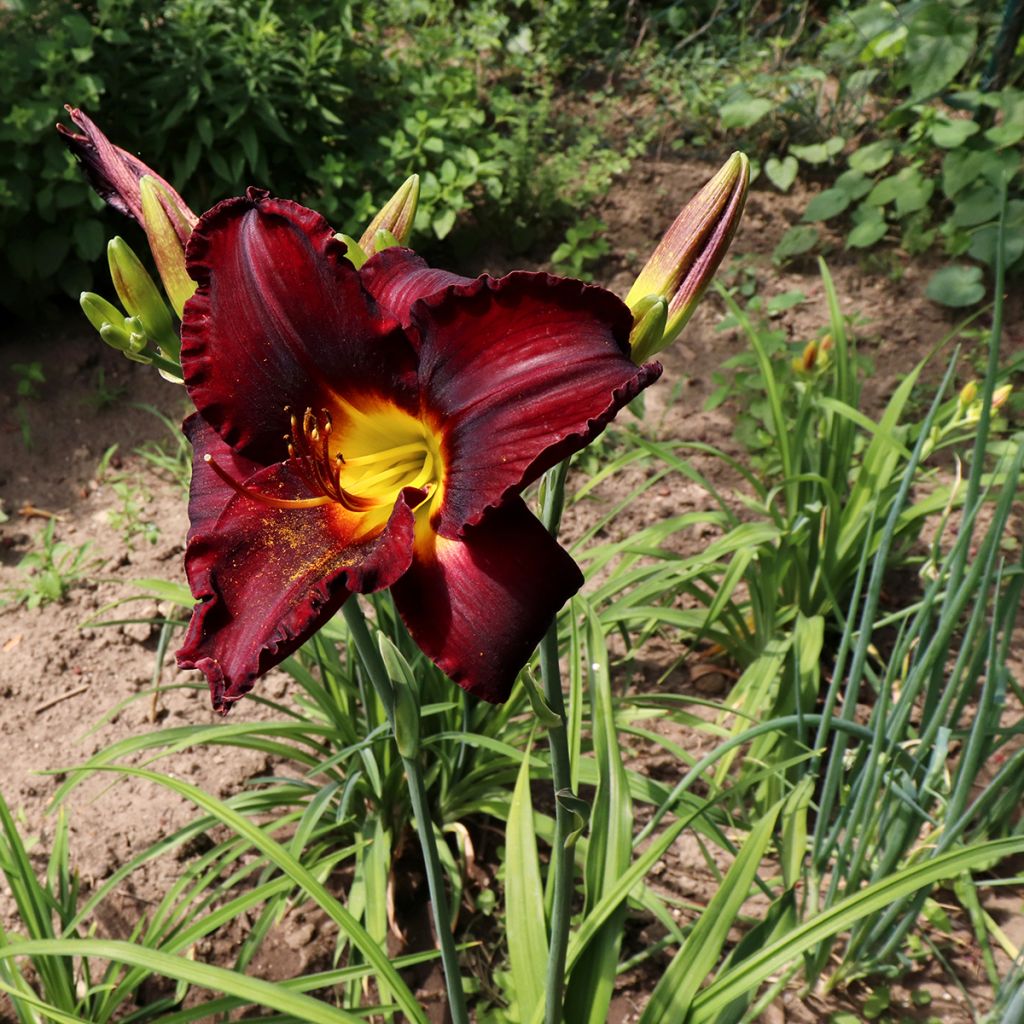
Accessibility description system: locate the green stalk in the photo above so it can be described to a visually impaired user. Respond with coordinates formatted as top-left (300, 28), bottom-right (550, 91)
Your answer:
top-left (540, 459), bottom-right (575, 1024)
top-left (341, 599), bottom-right (470, 1024)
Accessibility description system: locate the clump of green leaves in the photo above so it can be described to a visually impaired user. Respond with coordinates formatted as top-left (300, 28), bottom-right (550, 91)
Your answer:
top-left (550, 217), bottom-right (611, 280)
top-left (3, 519), bottom-right (100, 609)
top-left (97, 445), bottom-right (160, 547)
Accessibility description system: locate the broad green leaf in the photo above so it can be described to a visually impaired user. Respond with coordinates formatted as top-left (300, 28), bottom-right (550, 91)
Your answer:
top-left (846, 216), bottom-right (887, 248)
top-left (899, 4), bottom-right (976, 101)
top-left (506, 741), bottom-right (548, 1022)
top-left (764, 155), bottom-right (798, 192)
top-left (942, 148), bottom-right (989, 198)
top-left (789, 136), bottom-right (844, 165)
top-left (432, 208), bottom-right (456, 239)
top-left (950, 184), bottom-right (1002, 227)
top-left (849, 2), bottom-right (906, 61)
top-left (848, 140), bottom-right (894, 175)
top-left (925, 264), bottom-right (985, 307)
top-left (893, 171), bottom-right (933, 216)
top-left (719, 97), bottom-right (773, 129)
top-left (803, 188), bottom-right (852, 222)
top-left (868, 175), bottom-right (901, 208)
top-left (968, 209), bottom-right (1024, 267)
top-left (929, 118), bottom-right (979, 148)
top-left (773, 225), bottom-right (818, 263)
top-left (985, 120), bottom-right (1024, 148)
top-left (834, 169), bottom-right (872, 200)
top-left (73, 219), bottom-right (106, 262)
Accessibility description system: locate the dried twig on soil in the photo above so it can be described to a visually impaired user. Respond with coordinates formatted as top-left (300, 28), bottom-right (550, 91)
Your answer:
top-left (34, 684), bottom-right (89, 714)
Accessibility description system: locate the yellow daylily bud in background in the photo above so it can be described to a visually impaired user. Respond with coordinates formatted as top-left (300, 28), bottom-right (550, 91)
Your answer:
top-left (139, 175), bottom-right (196, 317)
top-left (958, 380), bottom-right (979, 411)
top-left (992, 384), bottom-right (1012, 410)
top-left (793, 340), bottom-right (818, 375)
top-left (358, 175), bottom-right (420, 253)
top-left (107, 237), bottom-right (180, 359)
top-left (626, 152), bottom-right (750, 361)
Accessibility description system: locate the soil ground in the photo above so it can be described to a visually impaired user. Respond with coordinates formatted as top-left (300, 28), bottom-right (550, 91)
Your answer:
top-left (1, 154), bottom-right (1022, 1023)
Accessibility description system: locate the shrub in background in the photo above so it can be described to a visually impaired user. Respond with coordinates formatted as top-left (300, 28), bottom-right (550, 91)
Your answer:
top-left (0, 0), bottom-right (639, 313)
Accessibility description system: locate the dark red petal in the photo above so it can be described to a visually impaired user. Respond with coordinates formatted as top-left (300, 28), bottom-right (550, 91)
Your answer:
top-left (56, 106), bottom-right (197, 242)
top-left (392, 499), bottom-right (582, 703)
top-left (360, 247), bottom-right (472, 328)
top-left (412, 272), bottom-right (661, 534)
top-left (181, 189), bottom-right (419, 462)
top-left (177, 415), bottom-right (418, 713)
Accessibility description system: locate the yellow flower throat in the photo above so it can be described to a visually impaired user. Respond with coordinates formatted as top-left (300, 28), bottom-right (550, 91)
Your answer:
top-left (205, 398), bottom-right (444, 531)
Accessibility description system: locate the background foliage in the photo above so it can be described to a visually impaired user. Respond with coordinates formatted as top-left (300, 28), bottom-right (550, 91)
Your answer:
top-left (4, 0), bottom-right (1020, 312)
top-left (0, 0), bottom-right (637, 310)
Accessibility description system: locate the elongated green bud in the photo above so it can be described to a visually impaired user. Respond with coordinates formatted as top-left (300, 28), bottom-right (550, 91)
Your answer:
top-left (96, 319), bottom-right (132, 354)
top-left (626, 152), bottom-right (749, 361)
top-left (108, 237), bottom-right (179, 357)
top-left (140, 176), bottom-right (195, 318)
top-left (358, 175), bottom-right (420, 253)
top-left (80, 292), bottom-right (124, 335)
top-left (377, 633), bottom-right (421, 758)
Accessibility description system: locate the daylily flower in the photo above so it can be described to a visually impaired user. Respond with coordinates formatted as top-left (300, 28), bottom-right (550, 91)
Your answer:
top-left (176, 188), bottom-right (660, 712)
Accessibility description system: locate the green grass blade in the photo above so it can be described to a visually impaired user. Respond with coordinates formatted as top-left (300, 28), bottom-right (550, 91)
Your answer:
top-left (638, 800), bottom-right (782, 1024)
top-left (564, 603), bottom-right (634, 1024)
top-left (78, 766), bottom-right (427, 1023)
top-left (0, 976), bottom-right (86, 1024)
top-left (505, 733), bottom-right (549, 1023)
top-left (0, 940), bottom-right (369, 1023)
top-left (691, 837), bottom-right (1024, 1017)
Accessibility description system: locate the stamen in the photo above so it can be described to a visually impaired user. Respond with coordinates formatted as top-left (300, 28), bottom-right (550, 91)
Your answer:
top-left (268, 402), bottom-right (441, 516)
top-left (203, 455), bottom-right (332, 509)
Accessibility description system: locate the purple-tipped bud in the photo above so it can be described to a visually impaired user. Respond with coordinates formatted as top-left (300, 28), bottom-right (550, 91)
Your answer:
top-left (627, 153), bottom-right (749, 361)
top-left (57, 106), bottom-right (197, 243)
top-left (358, 175), bottom-right (420, 253)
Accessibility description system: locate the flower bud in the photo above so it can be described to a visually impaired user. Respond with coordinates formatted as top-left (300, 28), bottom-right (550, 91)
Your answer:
top-left (958, 380), bottom-right (978, 411)
top-left (377, 633), bottom-right (421, 758)
top-left (626, 153), bottom-right (749, 360)
top-left (992, 384), bottom-right (1012, 410)
top-left (358, 175), bottom-right (420, 253)
top-left (793, 340), bottom-right (818, 375)
top-left (140, 176), bottom-right (195, 317)
top-left (58, 106), bottom-right (197, 245)
top-left (108, 237), bottom-right (180, 359)
top-left (80, 292), bottom-right (124, 336)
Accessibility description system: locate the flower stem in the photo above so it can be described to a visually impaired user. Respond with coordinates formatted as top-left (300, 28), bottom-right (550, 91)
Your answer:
top-left (540, 459), bottom-right (574, 1024)
top-left (341, 599), bottom-right (470, 1024)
